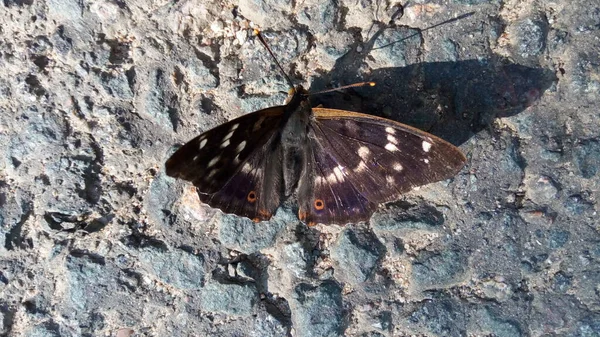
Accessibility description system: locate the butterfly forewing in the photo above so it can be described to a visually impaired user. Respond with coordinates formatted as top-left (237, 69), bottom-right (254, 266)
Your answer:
top-left (165, 106), bottom-right (286, 221)
top-left (297, 108), bottom-right (466, 225)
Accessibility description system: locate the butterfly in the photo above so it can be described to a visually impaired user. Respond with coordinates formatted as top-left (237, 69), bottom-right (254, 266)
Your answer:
top-left (165, 31), bottom-right (466, 226)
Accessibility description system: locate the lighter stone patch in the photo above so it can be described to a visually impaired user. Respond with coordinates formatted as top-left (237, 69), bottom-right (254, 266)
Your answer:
top-left (236, 140), bottom-right (247, 153)
top-left (393, 162), bottom-right (403, 171)
top-left (220, 139), bottom-right (231, 148)
top-left (207, 156), bottom-right (220, 168)
top-left (354, 161), bottom-right (368, 173)
top-left (358, 146), bottom-right (370, 160)
top-left (314, 176), bottom-right (325, 185)
top-left (199, 138), bottom-right (208, 149)
top-left (423, 158), bottom-right (430, 164)
top-left (386, 175), bottom-right (395, 184)
top-left (387, 134), bottom-right (398, 144)
top-left (385, 127), bottom-right (395, 134)
top-left (385, 143), bottom-right (399, 152)
top-left (422, 141), bottom-right (432, 152)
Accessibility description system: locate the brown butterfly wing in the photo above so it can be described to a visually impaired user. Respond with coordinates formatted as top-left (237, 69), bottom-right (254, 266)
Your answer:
top-left (166, 106), bottom-right (285, 221)
top-left (297, 108), bottom-right (466, 226)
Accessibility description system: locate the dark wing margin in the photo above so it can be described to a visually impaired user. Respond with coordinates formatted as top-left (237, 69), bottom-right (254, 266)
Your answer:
top-left (297, 108), bottom-right (466, 226)
top-left (165, 106), bottom-right (285, 221)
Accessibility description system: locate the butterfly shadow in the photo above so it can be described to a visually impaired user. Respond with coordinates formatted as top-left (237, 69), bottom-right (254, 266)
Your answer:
top-left (308, 24), bottom-right (558, 147)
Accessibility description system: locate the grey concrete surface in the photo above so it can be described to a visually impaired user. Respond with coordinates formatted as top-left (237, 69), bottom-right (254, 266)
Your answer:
top-left (0, 0), bottom-right (598, 336)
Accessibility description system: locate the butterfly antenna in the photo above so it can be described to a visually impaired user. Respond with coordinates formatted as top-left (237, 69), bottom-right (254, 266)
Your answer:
top-left (254, 29), bottom-right (296, 91)
top-left (310, 82), bottom-right (376, 96)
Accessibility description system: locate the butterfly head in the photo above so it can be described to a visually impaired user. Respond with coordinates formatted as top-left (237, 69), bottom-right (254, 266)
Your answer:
top-left (284, 85), bottom-right (310, 106)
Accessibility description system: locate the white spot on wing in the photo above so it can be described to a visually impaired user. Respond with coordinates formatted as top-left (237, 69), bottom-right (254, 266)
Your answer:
top-left (207, 156), bottom-right (220, 168)
top-left (314, 176), bottom-right (325, 185)
top-left (233, 154), bottom-right (241, 165)
top-left (393, 162), bottom-right (403, 171)
top-left (199, 138), bottom-right (207, 149)
top-left (236, 140), bottom-right (247, 153)
top-left (241, 163), bottom-right (252, 173)
top-left (358, 146), bottom-right (370, 160)
top-left (385, 127), bottom-right (395, 134)
top-left (354, 161), bottom-right (368, 173)
top-left (387, 134), bottom-right (398, 144)
top-left (223, 130), bottom-right (235, 141)
top-left (220, 139), bottom-right (231, 148)
top-left (229, 123), bottom-right (239, 131)
top-left (206, 169), bottom-right (218, 180)
top-left (385, 143), bottom-right (399, 152)
top-left (334, 165), bottom-right (345, 181)
top-left (422, 141), bottom-right (432, 152)
top-left (386, 175), bottom-right (395, 184)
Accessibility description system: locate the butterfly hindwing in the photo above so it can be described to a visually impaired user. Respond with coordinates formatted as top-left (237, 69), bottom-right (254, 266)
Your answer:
top-left (165, 106), bottom-right (285, 221)
top-left (297, 108), bottom-right (466, 225)
top-left (297, 136), bottom-right (378, 225)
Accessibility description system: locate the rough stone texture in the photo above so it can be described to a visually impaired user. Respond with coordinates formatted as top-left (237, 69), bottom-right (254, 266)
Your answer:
top-left (0, 0), bottom-right (598, 336)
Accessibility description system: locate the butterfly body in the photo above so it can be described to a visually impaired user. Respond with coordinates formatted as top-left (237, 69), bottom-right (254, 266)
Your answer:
top-left (166, 85), bottom-right (466, 226)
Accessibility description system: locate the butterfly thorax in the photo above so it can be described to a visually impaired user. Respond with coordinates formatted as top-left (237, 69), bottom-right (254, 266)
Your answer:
top-left (280, 86), bottom-right (312, 196)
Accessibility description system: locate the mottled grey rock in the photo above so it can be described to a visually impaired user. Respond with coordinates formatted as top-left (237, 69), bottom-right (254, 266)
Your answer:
top-left (200, 282), bottom-right (258, 316)
top-left (218, 214), bottom-right (287, 253)
top-left (100, 71), bottom-right (134, 100)
top-left (291, 281), bottom-right (344, 337)
top-left (145, 172), bottom-right (181, 228)
top-left (281, 242), bottom-right (309, 279)
top-left (139, 247), bottom-right (205, 289)
top-left (513, 18), bottom-right (548, 59)
top-left (524, 175), bottom-right (559, 204)
top-left (412, 250), bottom-right (467, 289)
top-left (470, 307), bottom-right (522, 337)
top-left (371, 202), bottom-right (445, 231)
top-left (240, 93), bottom-right (287, 113)
top-left (238, 0), bottom-right (293, 29)
top-left (141, 68), bottom-right (179, 131)
top-left (24, 322), bottom-right (62, 337)
top-left (297, 0), bottom-right (340, 36)
top-left (408, 297), bottom-right (466, 335)
top-left (369, 27), bottom-right (421, 68)
top-left (574, 140), bottom-right (600, 179)
top-left (547, 229), bottom-right (570, 249)
top-left (330, 228), bottom-right (385, 284)
top-left (564, 194), bottom-right (594, 216)
top-left (180, 58), bottom-right (219, 91)
top-left (239, 29), bottom-right (309, 86)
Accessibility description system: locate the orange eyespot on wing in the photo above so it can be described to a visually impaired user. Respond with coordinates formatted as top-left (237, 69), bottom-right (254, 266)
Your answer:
top-left (247, 191), bottom-right (257, 203)
top-left (314, 199), bottom-right (325, 210)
